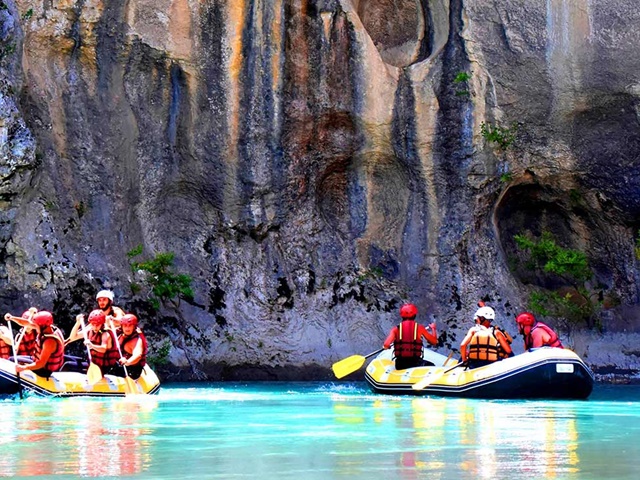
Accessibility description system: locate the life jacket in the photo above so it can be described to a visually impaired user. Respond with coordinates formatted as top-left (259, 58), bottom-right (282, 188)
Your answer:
top-left (525, 322), bottom-right (563, 349)
top-left (393, 320), bottom-right (423, 359)
top-left (87, 328), bottom-right (121, 368)
top-left (0, 337), bottom-right (11, 359)
top-left (467, 326), bottom-right (500, 362)
top-left (35, 326), bottom-right (65, 372)
top-left (493, 326), bottom-right (513, 359)
top-left (119, 329), bottom-right (147, 367)
top-left (18, 329), bottom-right (38, 356)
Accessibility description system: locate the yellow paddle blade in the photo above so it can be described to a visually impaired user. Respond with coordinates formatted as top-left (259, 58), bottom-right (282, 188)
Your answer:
top-left (125, 376), bottom-right (140, 395)
top-left (86, 363), bottom-right (103, 385)
top-left (332, 354), bottom-right (366, 379)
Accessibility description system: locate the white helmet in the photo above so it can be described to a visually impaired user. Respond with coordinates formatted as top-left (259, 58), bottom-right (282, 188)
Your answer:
top-left (96, 290), bottom-right (114, 302)
top-left (474, 306), bottom-right (495, 321)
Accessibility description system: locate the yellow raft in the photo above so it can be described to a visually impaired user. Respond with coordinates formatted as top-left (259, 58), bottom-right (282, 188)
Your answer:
top-left (0, 358), bottom-right (161, 397)
top-left (365, 347), bottom-right (594, 399)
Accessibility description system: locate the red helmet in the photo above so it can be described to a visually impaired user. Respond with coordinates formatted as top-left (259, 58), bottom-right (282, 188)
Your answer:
top-left (32, 311), bottom-right (53, 327)
top-left (516, 312), bottom-right (536, 327)
top-left (400, 303), bottom-right (418, 319)
top-left (88, 309), bottom-right (106, 326)
top-left (120, 314), bottom-right (138, 327)
top-left (22, 308), bottom-right (36, 319)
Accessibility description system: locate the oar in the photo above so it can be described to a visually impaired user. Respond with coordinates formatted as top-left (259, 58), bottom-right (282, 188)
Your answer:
top-left (7, 320), bottom-right (23, 399)
top-left (112, 329), bottom-right (140, 395)
top-left (332, 348), bottom-right (384, 379)
top-left (412, 361), bottom-right (468, 391)
top-left (80, 316), bottom-right (103, 385)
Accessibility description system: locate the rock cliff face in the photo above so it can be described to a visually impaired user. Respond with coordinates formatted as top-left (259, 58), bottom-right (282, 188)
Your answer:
top-left (1, 0), bottom-right (639, 380)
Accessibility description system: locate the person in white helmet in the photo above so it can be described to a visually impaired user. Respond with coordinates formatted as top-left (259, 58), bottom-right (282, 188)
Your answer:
top-left (94, 290), bottom-right (125, 330)
top-left (459, 305), bottom-right (513, 369)
top-left (66, 290), bottom-right (125, 343)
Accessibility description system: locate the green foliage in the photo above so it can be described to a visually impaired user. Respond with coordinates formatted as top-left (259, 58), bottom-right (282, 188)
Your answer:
top-left (500, 172), bottom-right (513, 183)
top-left (515, 231), bottom-right (603, 330)
top-left (635, 230), bottom-right (640, 260)
top-left (128, 245), bottom-right (194, 309)
top-left (453, 72), bottom-right (471, 83)
top-left (23, 8), bottom-right (33, 19)
top-left (147, 339), bottom-right (171, 367)
top-left (480, 122), bottom-right (518, 150)
top-left (514, 231), bottom-right (591, 283)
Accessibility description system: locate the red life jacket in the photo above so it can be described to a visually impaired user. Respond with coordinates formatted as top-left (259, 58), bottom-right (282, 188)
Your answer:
top-left (525, 322), bottom-right (563, 349)
top-left (0, 338), bottom-right (11, 359)
top-left (18, 329), bottom-right (38, 356)
top-left (36, 326), bottom-right (65, 372)
top-left (87, 329), bottom-right (121, 368)
top-left (393, 321), bottom-right (423, 359)
top-left (119, 329), bottom-right (147, 367)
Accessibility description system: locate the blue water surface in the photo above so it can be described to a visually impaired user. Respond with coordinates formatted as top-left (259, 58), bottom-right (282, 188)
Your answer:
top-left (0, 382), bottom-right (638, 479)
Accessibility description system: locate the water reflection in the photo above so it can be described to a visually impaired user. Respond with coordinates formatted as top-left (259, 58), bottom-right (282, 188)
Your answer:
top-left (330, 395), bottom-right (584, 479)
top-left (0, 397), bottom-right (157, 477)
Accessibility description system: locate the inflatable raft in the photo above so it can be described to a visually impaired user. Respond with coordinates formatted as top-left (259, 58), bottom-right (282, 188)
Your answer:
top-left (365, 347), bottom-right (594, 399)
top-left (0, 357), bottom-right (161, 397)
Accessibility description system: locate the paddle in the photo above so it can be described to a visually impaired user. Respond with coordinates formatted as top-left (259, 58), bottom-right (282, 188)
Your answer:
top-left (332, 348), bottom-right (384, 379)
top-left (412, 361), bottom-right (468, 391)
top-left (112, 331), bottom-right (140, 395)
top-left (6, 320), bottom-right (23, 399)
top-left (80, 316), bottom-right (103, 385)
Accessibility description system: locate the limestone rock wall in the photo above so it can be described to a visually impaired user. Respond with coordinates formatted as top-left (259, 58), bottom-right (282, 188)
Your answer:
top-left (1, 0), bottom-right (639, 380)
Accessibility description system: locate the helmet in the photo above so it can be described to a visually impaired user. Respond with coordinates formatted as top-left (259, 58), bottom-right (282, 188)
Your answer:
top-left (516, 312), bottom-right (536, 327)
top-left (88, 309), bottom-right (106, 326)
top-left (474, 306), bottom-right (495, 321)
top-left (22, 308), bottom-right (37, 319)
top-left (32, 311), bottom-right (54, 327)
top-left (96, 290), bottom-right (114, 302)
top-left (120, 314), bottom-right (138, 327)
top-left (400, 303), bottom-right (418, 319)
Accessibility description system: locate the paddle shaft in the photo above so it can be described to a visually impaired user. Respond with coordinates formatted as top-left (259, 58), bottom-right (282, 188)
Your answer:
top-left (412, 361), bottom-right (468, 391)
top-left (7, 320), bottom-right (23, 399)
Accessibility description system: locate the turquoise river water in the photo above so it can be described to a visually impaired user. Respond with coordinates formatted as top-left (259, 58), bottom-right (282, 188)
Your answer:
top-left (0, 382), bottom-right (638, 479)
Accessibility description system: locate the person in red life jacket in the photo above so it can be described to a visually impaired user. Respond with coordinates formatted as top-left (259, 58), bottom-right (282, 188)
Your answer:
top-left (515, 312), bottom-right (564, 350)
top-left (460, 306), bottom-right (513, 369)
top-left (67, 310), bottom-right (120, 372)
top-left (3, 308), bottom-right (39, 358)
top-left (15, 311), bottom-right (65, 377)
top-left (383, 303), bottom-right (438, 370)
top-left (109, 314), bottom-right (148, 379)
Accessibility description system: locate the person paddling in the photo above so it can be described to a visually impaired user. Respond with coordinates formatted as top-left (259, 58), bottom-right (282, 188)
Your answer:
top-left (15, 311), bottom-right (65, 378)
top-left (67, 310), bottom-right (120, 374)
top-left (515, 312), bottom-right (563, 350)
top-left (460, 306), bottom-right (513, 369)
top-left (383, 303), bottom-right (438, 370)
top-left (4, 308), bottom-right (39, 358)
top-left (109, 314), bottom-right (148, 379)
top-left (95, 290), bottom-right (125, 330)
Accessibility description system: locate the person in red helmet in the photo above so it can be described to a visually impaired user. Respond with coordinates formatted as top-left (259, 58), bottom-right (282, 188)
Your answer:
top-left (67, 309), bottom-right (120, 372)
top-left (515, 312), bottom-right (563, 350)
top-left (109, 314), bottom-right (148, 379)
top-left (15, 311), bottom-right (65, 377)
top-left (383, 303), bottom-right (438, 370)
